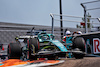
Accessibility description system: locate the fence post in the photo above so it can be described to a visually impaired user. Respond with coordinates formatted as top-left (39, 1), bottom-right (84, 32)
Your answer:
top-left (50, 14), bottom-right (54, 34)
top-left (84, 6), bottom-right (88, 33)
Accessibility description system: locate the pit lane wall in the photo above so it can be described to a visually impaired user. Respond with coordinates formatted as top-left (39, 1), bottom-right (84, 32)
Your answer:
top-left (77, 32), bottom-right (100, 55)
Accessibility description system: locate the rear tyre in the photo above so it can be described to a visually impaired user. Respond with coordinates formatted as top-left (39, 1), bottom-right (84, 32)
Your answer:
top-left (7, 43), bottom-right (22, 59)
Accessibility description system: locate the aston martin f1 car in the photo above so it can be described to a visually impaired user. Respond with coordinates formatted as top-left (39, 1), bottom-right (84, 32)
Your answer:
top-left (38, 31), bottom-right (86, 59)
top-left (7, 34), bottom-right (67, 60)
top-left (62, 34), bottom-right (86, 59)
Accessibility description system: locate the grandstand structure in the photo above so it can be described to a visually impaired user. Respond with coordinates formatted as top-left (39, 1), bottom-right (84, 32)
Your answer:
top-left (0, 22), bottom-right (85, 45)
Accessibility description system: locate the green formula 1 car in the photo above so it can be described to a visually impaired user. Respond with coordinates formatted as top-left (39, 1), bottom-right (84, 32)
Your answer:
top-left (7, 32), bottom-right (67, 60)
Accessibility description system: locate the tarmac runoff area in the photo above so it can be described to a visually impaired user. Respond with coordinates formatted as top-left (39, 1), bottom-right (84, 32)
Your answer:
top-left (0, 57), bottom-right (100, 67)
top-left (52, 57), bottom-right (100, 67)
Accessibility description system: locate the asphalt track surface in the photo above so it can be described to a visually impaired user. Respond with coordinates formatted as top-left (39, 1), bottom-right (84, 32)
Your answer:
top-left (1, 45), bottom-right (100, 67)
top-left (52, 57), bottom-right (100, 67)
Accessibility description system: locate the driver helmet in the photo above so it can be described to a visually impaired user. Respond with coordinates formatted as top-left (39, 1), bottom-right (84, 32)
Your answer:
top-left (66, 30), bottom-right (71, 35)
top-left (15, 37), bottom-right (19, 40)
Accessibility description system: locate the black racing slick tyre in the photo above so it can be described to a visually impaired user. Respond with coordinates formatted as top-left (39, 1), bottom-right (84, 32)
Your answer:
top-left (28, 38), bottom-right (39, 60)
top-left (72, 48), bottom-right (85, 59)
top-left (7, 43), bottom-right (22, 59)
top-left (72, 37), bottom-right (85, 51)
top-left (73, 53), bottom-right (84, 59)
top-left (29, 38), bottom-right (40, 52)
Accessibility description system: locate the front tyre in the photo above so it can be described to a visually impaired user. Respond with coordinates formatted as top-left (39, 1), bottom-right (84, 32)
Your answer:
top-left (72, 37), bottom-right (85, 52)
top-left (73, 53), bottom-right (84, 59)
top-left (72, 48), bottom-right (85, 59)
top-left (28, 38), bottom-right (39, 60)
